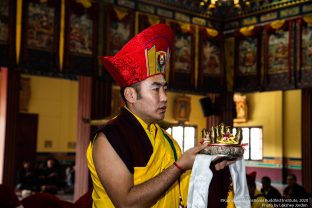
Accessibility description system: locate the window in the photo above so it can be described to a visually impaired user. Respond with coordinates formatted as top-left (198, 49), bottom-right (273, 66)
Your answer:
top-left (166, 125), bottom-right (197, 153)
top-left (234, 126), bottom-right (263, 160)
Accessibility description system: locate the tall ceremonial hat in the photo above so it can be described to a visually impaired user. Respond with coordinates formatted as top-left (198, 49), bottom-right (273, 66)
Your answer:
top-left (246, 171), bottom-right (257, 185)
top-left (102, 24), bottom-right (174, 87)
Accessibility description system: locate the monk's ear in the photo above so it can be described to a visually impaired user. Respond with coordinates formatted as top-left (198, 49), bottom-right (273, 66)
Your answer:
top-left (124, 87), bottom-right (137, 103)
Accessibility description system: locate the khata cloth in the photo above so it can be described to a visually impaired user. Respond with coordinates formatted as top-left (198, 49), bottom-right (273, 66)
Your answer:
top-left (187, 154), bottom-right (251, 208)
top-left (86, 107), bottom-right (190, 207)
top-left (101, 23), bottom-right (173, 87)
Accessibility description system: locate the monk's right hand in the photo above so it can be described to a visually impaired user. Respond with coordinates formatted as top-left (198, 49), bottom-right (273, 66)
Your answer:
top-left (175, 143), bottom-right (207, 170)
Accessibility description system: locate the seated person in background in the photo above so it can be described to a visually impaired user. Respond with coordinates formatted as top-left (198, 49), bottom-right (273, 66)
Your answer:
top-left (247, 172), bottom-right (273, 208)
top-left (16, 161), bottom-right (38, 192)
top-left (261, 176), bottom-right (281, 206)
top-left (38, 158), bottom-right (62, 194)
top-left (283, 174), bottom-right (309, 206)
top-left (64, 162), bottom-right (75, 193)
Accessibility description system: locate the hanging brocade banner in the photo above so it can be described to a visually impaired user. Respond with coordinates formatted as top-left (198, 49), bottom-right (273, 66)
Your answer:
top-left (64, 0), bottom-right (98, 76)
top-left (263, 20), bottom-right (295, 91)
top-left (198, 27), bottom-right (225, 93)
top-left (234, 26), bottom-right (262, 92)
top-left (297, 16), bottom-right (312, 88)
top-left (21, 0), bottom-right (61, 72)
top-left (169, 21), bottom-right (195, 91)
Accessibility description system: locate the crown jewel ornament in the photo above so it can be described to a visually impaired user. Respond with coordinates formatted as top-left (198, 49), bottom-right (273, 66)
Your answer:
top-left (200, 123), bottom-right (247, 159)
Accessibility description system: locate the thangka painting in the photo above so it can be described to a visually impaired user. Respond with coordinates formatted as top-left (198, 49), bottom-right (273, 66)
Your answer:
top-left (174, 33), bottom-right (192, 73)
top-left (106, 7), bottom-right (133, 56)
top-left (238, 39), bottom-right (257, 76)
top-left (64, 0), bottom-right (98, 75)
top-left (26, 1), bottom-right (55, 50)
top-left (234, 26), bottom-right (262, 92)
top-left (301, 25), bottom-right (312, 71)
top-left (21, 0), bottom-right (60, 71)
top-left (202, 41), bottom-right (222, 76)
top-left (268, 31), bottom-right (289, 74)
top-left (297, 17), bottom-right (312, 88)
top-left (69, 12), bottom-right (93, 55)
top-left (198, 28), bottom-right (225, 93)
top-left (0, 0), bottom-right (9, 43)
top-left (169, 22), bottom-right (195, 90)
top-left (264, 20), bottom-right (295, 91)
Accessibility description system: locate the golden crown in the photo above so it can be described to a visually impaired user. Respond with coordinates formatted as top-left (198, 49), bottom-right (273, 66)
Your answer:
top-left (201, 123), bottom-right (243, 145)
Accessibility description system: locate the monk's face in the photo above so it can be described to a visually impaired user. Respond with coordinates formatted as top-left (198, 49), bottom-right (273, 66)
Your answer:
top-left (131, 74), bottom-right (167, 124)
top-left (287, 175), bottom-right (296, 187)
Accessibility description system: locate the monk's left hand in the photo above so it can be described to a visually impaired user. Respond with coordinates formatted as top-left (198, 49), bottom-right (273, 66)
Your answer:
top-left (213, 157), bottom-right (236, 171)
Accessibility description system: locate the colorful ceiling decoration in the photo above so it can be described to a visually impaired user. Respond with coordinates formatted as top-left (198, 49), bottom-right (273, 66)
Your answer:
top-left (138, 0), bottom-right (311, 19)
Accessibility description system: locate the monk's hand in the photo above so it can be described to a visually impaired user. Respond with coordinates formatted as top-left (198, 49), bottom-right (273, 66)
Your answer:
top-left (213, 156), bottom-right (236, 171)
top-left (175, 143), bottom-right (207, 171)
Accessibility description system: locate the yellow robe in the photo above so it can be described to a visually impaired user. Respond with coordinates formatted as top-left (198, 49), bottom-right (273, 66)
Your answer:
top-left (227, 189), bottom-right (273, 208)
top-left (86, 112), bottom-right (190, 208)
top-left (252, 189), bottom-right (273, 208)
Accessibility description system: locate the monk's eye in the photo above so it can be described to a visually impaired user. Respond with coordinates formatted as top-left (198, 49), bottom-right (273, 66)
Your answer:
top-left (152, 87), bottom-right (160, 91)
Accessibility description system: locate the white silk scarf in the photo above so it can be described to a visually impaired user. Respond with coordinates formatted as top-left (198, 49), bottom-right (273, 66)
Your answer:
top-left (187, 154), bottom-right (251, 208)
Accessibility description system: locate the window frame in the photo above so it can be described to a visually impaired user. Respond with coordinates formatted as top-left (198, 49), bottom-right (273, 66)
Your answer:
top-left (166, 124), bottom-right (198, 153)
top-left (236, 125), bottom-right (263, 161)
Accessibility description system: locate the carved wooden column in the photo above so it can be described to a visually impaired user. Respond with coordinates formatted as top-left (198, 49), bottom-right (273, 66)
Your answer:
top-left (302, 88), bottom-right (312, 193)
top-left (0, 68), bottom-right (20, 187)
top-left (74, 76), bottom-right (92, 201)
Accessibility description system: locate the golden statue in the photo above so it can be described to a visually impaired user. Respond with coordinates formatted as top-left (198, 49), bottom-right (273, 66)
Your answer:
top-left (233, 93), bottom-right (248, 123)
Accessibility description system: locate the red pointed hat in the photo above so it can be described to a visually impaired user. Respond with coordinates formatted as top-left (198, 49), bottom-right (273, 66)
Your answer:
top-left (246, 171), bottom-right (257, 185)
top-left (102, 24), bottom-right (174, 87)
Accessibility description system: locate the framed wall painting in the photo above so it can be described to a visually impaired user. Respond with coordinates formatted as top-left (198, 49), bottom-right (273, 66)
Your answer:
top-left (169, 21), bottom-right (195, 90)
top-left (263, 20), bottom-right (295, 91)
top-left (105, 6), bottom-right (134, 56)
top-left (21, 0), bottom-right (60, 72)
top-left (234, 26), bottom-right (262, 92)
top-left (297, 16), bottom-right (312, 88)
top-left (173, 95), bottom-right (191, 123)
top-left (64, 0), bottom-right (98, 76)
top-left (198, 27), bottom-right (225, 93)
